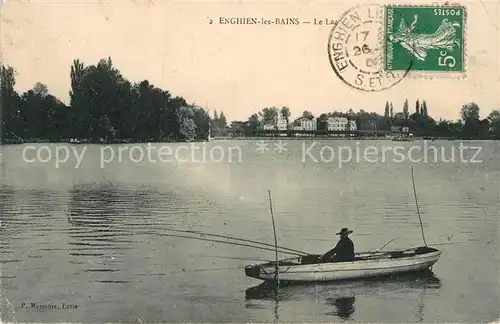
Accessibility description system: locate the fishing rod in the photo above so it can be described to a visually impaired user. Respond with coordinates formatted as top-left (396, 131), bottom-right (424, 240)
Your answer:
top-left (126, 224), bottom-right (310, 256)
top-left (140, 231), bottom-right (305, 256)
top-left (167, 228), bottom-right (309, 255)
top-left (197, 255), bottom-right (273, 262)
top-left (411, 166), bottom-right (428, 246)
top-left (171, 266), bottom-right (246, 273)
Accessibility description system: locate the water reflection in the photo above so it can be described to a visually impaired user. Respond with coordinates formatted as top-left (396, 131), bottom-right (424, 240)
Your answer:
top-left (245, 270), bottom-right (442, 321)
top-left (0, 185), bottom-right (17, 236)
top-left (66, 183), bottom-right (141, 284)
top-left (68, 184), bottom-right (129, 250)
top-left (1, 185), bottom-right (68, 266)
top-left (0, 186), bottom-right (18, 285)
top-left (64, 183), bottom-right (211, 284)
top-left (325, 296), bottom-right (355, 319)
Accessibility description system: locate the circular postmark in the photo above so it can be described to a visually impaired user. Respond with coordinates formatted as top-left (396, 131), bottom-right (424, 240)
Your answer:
top-left (327, 4), bottom-right (410, 91)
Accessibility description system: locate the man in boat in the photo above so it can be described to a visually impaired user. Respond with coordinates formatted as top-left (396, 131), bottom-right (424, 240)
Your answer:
top-left (322, 228), bottom-right (355, 262)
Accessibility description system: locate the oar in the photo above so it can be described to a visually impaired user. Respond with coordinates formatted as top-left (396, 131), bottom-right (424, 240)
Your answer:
top-left (379, 237), bottom-right (399, 251)
top-left (366, 237), bottom-right (398, 257)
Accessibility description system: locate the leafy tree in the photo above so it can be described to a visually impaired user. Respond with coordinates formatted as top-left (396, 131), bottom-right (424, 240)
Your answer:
top-left (328, 111), bottom-right (346, 118)
top-left (403, 99), bottom-right (409, 120)
top-left (163, 96), bottom-right (186, 140)
top-left (345, 116), bottom-right (351, 134)
top-left (419, 116), bottom-right (436, 136)
top-left (460, 102), bottom-right (489, 138)
top-left (392, 112), bottom-right (406, 126)
top-left (248, 113), bottom-right (260, 130)
top-left (192, 106), bottom-right (210, 140)
top-left (461, 102), bottom-right (480, 122)
top-left (422, 100), bottom-right (428, 117)
top-left (384, 101), bottom-right (390, 118)
top-left (459, 102), bottom-right (487, 138)
top-left (219, 111), bottom-right (227, 128)
top-left (382, 102), bottom-right (392, 130)
top-left (488, 110), bottom-right (500, 123)
top-left (302, 110), bottom-right (314, 119)
top-left (259, 107), bottom-right (279, 127)
top-left (4, 59), bottom-right (210, 143)
top-left (33, 82), bottom-right (49, 98)
top-left (487, 110), bottom-right (500, 139)
top-left (69, 57), bottom-right (127, 141)
top-left (20, 85), bottom-right (66, 140)
top-left (211, 110), bottom-right (219, 130)
top-left (317, 113), bottom-right (328, 131)
top-left (436, 119), bottom-right (452, 137)
top-left (280, 106), bottom-right (291, 125)
top-left (178, 106), bottom-right (197, 141)
top-left (1, 65), bottom-right (23, 139)
top-left (355, 110), bottom-right (381, 130)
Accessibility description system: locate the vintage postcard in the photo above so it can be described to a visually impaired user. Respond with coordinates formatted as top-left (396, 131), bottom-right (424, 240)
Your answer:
top-left (0, 0), bottom-right (499, 323)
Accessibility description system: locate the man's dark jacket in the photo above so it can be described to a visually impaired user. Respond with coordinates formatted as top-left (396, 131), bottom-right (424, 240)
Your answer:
top-left (323, 236), bottom-right (355, 262)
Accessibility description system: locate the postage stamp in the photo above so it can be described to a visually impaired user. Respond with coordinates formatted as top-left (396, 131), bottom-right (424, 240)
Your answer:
top-left (327, 4), bottom-right (411, 92)
top-left (384, 4), bottom-right (467, 77)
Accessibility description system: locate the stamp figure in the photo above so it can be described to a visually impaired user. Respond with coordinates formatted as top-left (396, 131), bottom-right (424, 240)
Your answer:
top-left (384, 5), bottom-right (466, 73)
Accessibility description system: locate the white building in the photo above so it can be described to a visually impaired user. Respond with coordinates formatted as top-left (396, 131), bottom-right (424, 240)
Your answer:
top-left (291, 117), bottom-right (316, 136)
top-left (262, 123), bottom-right (275, 130)
top-left (277, 116), bottom-right (288, 130)
top-left (299, 117), bottom-right (317, 131)
top-left (327, 117), bottom-right (357, 131)
top-left (259, 116), bottom-right (289, 131)
top-left (348, 120), bottom-right (357, 131)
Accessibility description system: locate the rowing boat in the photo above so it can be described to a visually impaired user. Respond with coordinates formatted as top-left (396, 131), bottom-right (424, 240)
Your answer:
top-left (244, 246), bottom-right (441, 283)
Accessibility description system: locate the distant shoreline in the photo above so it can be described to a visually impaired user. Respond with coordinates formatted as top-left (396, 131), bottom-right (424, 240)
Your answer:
top-left (0, 138), bottom-right (208, 145)
top-left (209, 136), bottom-right (495, 141)
top-left (1, 137), bottom-right (497, 145)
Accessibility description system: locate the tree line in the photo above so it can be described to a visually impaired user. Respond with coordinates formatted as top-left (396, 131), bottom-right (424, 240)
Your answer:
top-left (228, 100), bottom-right (500, 139)
top-left (2, 58), bottom-right (499, 142)
top-left (1, 58), bottom-right (212, 143)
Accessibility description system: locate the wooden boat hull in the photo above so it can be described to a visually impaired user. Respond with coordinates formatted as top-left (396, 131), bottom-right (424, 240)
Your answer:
top-left (245, 246), bottom-right (441, 282)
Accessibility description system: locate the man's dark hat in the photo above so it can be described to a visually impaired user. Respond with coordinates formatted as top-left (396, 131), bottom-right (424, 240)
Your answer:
top-left (336, 228), bottom-right (353, 235)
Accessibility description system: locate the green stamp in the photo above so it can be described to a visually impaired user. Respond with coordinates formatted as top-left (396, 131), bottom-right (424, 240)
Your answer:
top-left (384, 5), bottom-right (466, 73)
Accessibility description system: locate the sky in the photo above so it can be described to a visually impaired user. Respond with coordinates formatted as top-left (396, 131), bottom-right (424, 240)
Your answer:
top-left (1, 0), bottom-right (499, 122)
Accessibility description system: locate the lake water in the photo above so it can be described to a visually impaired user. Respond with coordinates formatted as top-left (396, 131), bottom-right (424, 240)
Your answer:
top-left (1, 140), bottom-right (499, 323)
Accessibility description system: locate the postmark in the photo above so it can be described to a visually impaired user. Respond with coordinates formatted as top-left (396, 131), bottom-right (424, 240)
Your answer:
top-left (327, 4), bottom-right (410, 92)
top-left (384, 4), bottom-right (467, 78)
